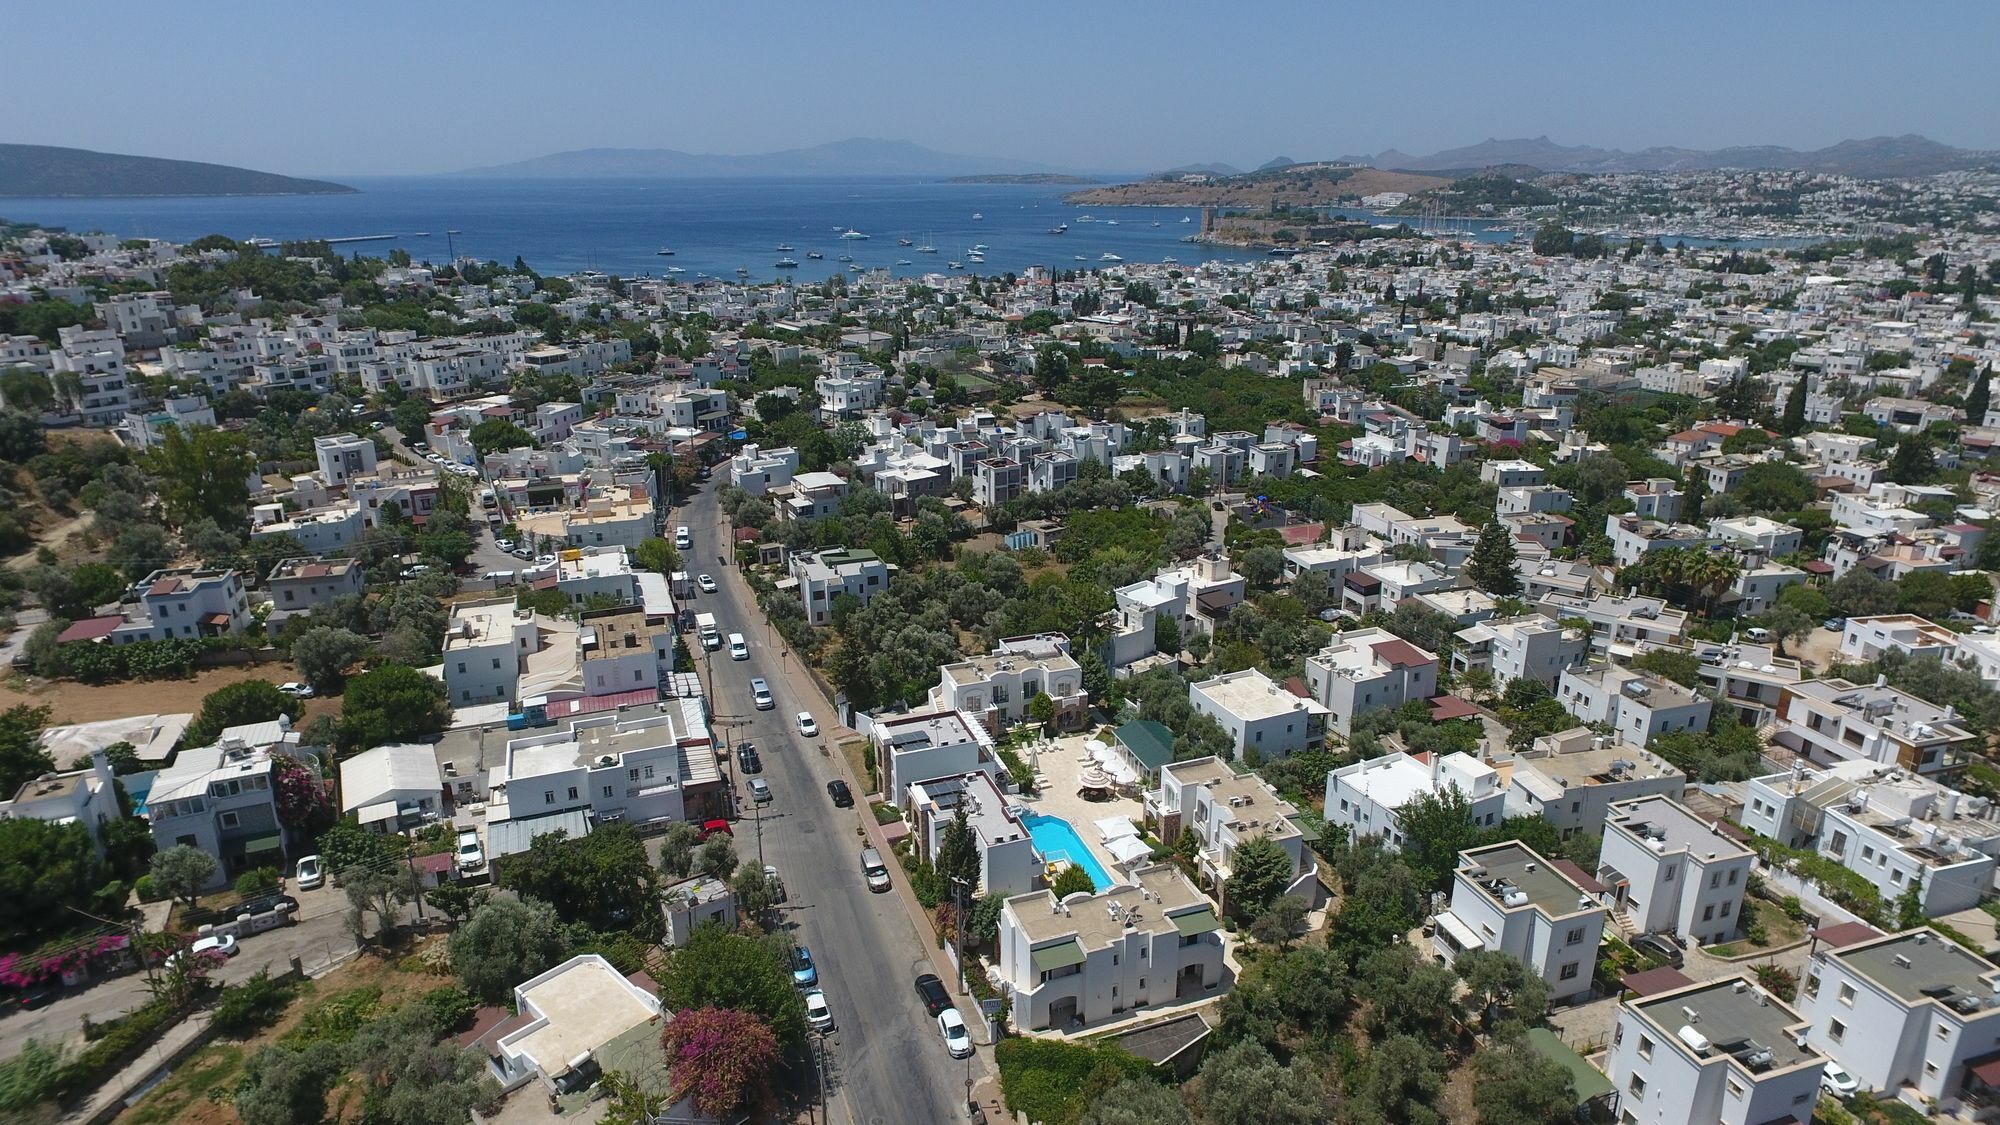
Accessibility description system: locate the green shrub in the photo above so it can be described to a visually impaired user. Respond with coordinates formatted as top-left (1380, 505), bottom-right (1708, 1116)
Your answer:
top-left (212, 970), bottom-right (295, 1038)
top-left (415, 985), bottom-right (478, 1035)
top-left (0, 1038), bottom-right (66, 1112)
top-left (133, 874), bottom-right (163, 903)
top-left (52, 999), bottom-right (179, 1098)
top-left (235, 867), bottom-right (280, 897)
top-left (280, 985), bottom-right (381, 1049)
top-left (995, 1038), bottom-right (1152, 1125)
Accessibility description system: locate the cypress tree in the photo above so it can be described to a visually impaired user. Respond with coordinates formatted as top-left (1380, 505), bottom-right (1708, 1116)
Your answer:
top-left (1466, 520), bottom-right (1522, 597)
top-left (1780, 377), bottom-right (1808, 436)
top-left (1966, 366), bottom-right (1991, 426)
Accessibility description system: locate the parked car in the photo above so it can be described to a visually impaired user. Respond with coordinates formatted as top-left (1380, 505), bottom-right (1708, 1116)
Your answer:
top-left (792, 946), bottom-right (818, 987)
top-left (277, 681), bottom-right (315, 698)
top-left (294, 854), bottom-right (324, 890)
top-left (861, 847), bottom-right (891, 893)
top-left (698, 818), bottom-right (733, 841)
top-left (1821, 1062), bottom-right (1859, 1097)
top-left (166, 933), bottom-right (238, 969)
top-left (938, 1008), bottom-right (974, 1058)
top-left (697, 574), bottom-right (717, 593)
top-left (511, 546), bottom-right (534, 560)
top-left (914, 973), bottom-right (951, 1017)
top-left (1743, 626), bottom-right (1771, 643)
top-left (749, 777), bottom-right (773, 805)
top-left (1824, 617), bottom-right (1846, 631)
top-left (737, 743), bottom-right (762, 773)
top-left (826, 780), bottom-right (853, 807)
top-left (455, 829), bottom-right (485, 874)
top-left (494, 538), bottom-right (515, 551)
top-left (729, 634), bottom-right (750, 661)
top-left (411, 441), bottom-right (429, 452)
top-left (804, 988), bottom-right (833, 1033)
top-left (796, 712), bottom-right (818, 738)
top-left (750, 678), bottom-right (774, 710)
top-left (238, 892), bottom-right (299, 919)
top-left (1629, 933), bottom-right (1683, 968)
top-left (15, 984), bottom-right (56, 1009)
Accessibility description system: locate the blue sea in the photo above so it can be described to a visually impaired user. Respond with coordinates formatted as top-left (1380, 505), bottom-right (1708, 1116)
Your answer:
top-left (0, 176), bottom-right (1526, 285)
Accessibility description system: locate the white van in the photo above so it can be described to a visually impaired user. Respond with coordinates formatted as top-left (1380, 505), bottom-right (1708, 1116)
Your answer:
top-left (674, 525), bottom-right (692, 550)
top-left (728, 633), bottom-right (749, 660)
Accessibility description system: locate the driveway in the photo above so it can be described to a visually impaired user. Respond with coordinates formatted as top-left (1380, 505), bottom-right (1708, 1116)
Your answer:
top-left (682, 483), bottom-right (989, 1125)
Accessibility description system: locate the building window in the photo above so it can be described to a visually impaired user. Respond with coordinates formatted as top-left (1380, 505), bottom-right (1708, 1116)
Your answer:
top-left (1627, 1074), bottom-right (1645, 1099)
top-left (1721, 901), bottom-right (1732, 917)
top-left (1727, 1078), bottom-right (1744, 1099)
top-left (1937, 1025), bottom-right (1952, 1041)
top-left (1664, 867), bottom-right (1674, 882)
top-left (219, 812), bottom-right (239, 828)
top-left (643, 765), bottom-right (655, 779)
top-left (1637, 1035), bottom-right (1652, 1061)
top-left (628, 769), bottom-right (639, 781)
top-left (1829, 1019), bottom-right (1846, 1042)
top-left (1703, 905), bottom-right (1714, 922)
top-left (1559, 962), bottom-right (1579, 980)
top-left (1804, 974), bottom-right (1820, 997)
top-left (602, 786), bottom-right (612, 797)
top-left (1838, 983), bottom-right (1855, 1006)
top-left (544, 791), bottom-right (555, 805)
top-left (567, 787), bottom-right (579, 800)
top-left (1727, 868), bottom-right (1738, 886)
top-left (1567, 927), bottom-right (1584, 945)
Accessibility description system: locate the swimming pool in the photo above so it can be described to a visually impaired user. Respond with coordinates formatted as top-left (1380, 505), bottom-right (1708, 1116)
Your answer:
top-left (1020, 812), bottom-right (1114, 893)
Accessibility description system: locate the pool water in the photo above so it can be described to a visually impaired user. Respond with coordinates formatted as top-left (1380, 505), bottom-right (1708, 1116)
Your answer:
top-left (1020, 812), bottom-right (1114, 892)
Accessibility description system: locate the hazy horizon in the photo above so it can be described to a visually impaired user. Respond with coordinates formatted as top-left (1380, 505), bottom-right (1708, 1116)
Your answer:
top-left (10, 0), bottom-right (1998, 179)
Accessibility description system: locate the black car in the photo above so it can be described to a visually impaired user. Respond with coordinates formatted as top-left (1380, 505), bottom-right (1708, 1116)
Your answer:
top-left (238, 892), bottom-right (300, 920)
top-left (1629, 933), bottom-right (1684, 968)
top-left (826, 779), bottom-right (854, 807)
top-left (915, 973), bottom-right (951, 1018)
top-left (737, 743), bottom-right (762, 773)
top-left (16, 984), bottom-right (56, 1010)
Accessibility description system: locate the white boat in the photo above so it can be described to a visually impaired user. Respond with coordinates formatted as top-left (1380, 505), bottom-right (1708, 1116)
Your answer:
top-left (1151, 222), bottom-right (1160, 228)
top-left (1073, 254), bottom-right (1087, 261)
top-left (664, 266), bottom-right (685, 274)
top-left (775, 244), bottom-right (794, 252)
top-left (656, 247), bottom-right (675, 255)
top-left (1162, 256), bottom-right (1177, 264)
top-left (1076, 214), bottom-right (1096, 222)
top-left (1106, 219), bottom-right (1119, 226)
top-left (1180, 216), bottom-right (1192, 224)
top-left (1099, 252), bottom-right (1122, 262)
top-left (948, 260), bottom-right (963, 269)
top-left (839, 229), bottom-right (868, 240)
top-left (806, 251), bottom-right (823, 259)
top-left (971, 243), bottom-right (988, 252)
top-left (735, 266), bottom-right (749, 276)
top-left (847, 263), bottom-right (863, 271)
top-left (972, 212), bottom-right (983, 220)
top-left (896, 259), bottom-right (912, 265)
top-left (837, 253), bottom-right (853, 262)
top-left (775, 258), bottom-right (799, 268)
top-left (898, 237), bottom-right (913, 246)
top-left (1047, 224), bottom-right (1068, 234)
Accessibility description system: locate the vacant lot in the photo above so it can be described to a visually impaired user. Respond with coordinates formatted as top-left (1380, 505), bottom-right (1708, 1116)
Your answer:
top-left (0, 663), bottom-right (325, 725)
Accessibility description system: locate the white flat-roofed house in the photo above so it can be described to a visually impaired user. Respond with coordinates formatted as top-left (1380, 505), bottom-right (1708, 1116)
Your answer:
top-left (1188, 668), bottom-right (1329, 759)
top-left (1107, 552), bottom-right (1245, 669)
top-left (313, 433), bottom-right (377, 489)
top-left (122, 395), bottom-right (216, 450)
top-left (147, 730), bottom-right (295, 889)
top-left (106, 568), bottom-right (250, 645)
top-left (1432, 842), bottom-right (1605, 1002)
top-left (1155, 756), bottom-right (1319, 913)
top-left (909, 771), bottom-right (1039, 897)
top-left (1680, 640), bottom-right (1803, 727)
top-left (789, 547), bottom-right (889, 627)
top-left (1709, 515), bottom-right (1803, 558)
top-left (1339, 559), bottom-right (1452, 616)
top-left (932, 633), bottom-right (1087, 737)
top-left (0, 751), bottom-right (122, 851)
top-left (871, 708), bottom-right (999, 808)
top-left (1840, 614), bottom-right (1961, 664)
top-left (488, 954), bottom-right (683, 1104)
top-left (1606, 514), bottom-right (1718, 567)
top-left (488, 710), bottom-right (721, 830)
top-left (577, 605), bottom-right (674, 700)
top-left (444, 599), bottom-right (543, 707)
top-left (264, 556), bottom-right (365, 625)
top-left (1302, 628), bottom-right (1437, 736)
top-left (1452, 615), bottom-right (1588, 692)
top-left (1324, 751), bottom-right (1505, 850)
top-left (1505, 728), bottom-right (1686, 837)
top-left (555, 546), bottom-right (641, 608)
top-left (1556, 665), bottom-right (1713, 748)
top-left (995, 864), bottom-right (1225, 1032)
top-left (1598, 795), bottom-right (1752, 946)
top-left (339, 743), bottom-right (444, 833)
top-left (1800, 928), bottom-right (2000, 1113)
top-left (1606, 975), bottom-right (1826, 1125)
top-left (514, 493), bottom-right (655, 551)
top-left (1771, 677), bottom-right (1974, 778)
top-left (1540, 591), bottom-right (1688, 658)
top-left (1741, 760), bottom-right (2000, 917)
top-left (729, 444), bottom-right (798, 495)
top-left (780, 471), bottom-right (849, 522)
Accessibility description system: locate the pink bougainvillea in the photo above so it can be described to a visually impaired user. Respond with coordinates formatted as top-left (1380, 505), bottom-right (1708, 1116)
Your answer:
top-left (272, 754), bottom-right (332, 829)
top-left (659, 1006), bottom-right (779, 1118)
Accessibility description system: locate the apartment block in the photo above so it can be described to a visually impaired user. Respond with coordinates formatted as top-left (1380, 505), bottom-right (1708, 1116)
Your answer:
top-left (932, 633), bottom-right (1087, 737)
top-left (788, 547), bottom-right (890, 627)
top-left (1324, 751), bottom-right (1505, 849)
top-left (1801, 928), bottom-right (2000, 1112)
top-left (1452, 615), bottom-right (1588, 691)
top-left (996, 864), bottom-right (1224, 1032)
top-left (1505, 728), bottom-right (1687, 837)
top-left (909, 770), bottom-right (1039, 897)
top-left (1598, 796), bottom-right (1752, 946)
top-left (1152, 757), bottom-right (1318, 914)
top-left (1301, 628), bottom-right (1437, 736)
top-left (1557, 664), bottom-right (1713, 747)
top-left (1188, 668), bottom-right (1329, 759)
top-left (1771, 677), bottom-right (1974, 778)
top-left (871, 709), bottom-right (1000, 808)
top-left (1606, 976), bottom-right (1826, 1125)
top-left (489, 710), bottom-right (724, 830)
top-left (1432, 842), bottom-right (1605, 1002)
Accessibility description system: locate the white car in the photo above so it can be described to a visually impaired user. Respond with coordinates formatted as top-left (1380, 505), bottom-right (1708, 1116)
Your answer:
top-left (166, 932), bottom-right (238, 969)
top-left (796, 712), bottom-right (818, 738)
top-left (455, 828), bottom-right (486, 873)
top-left (277, 681), bottom-right (314, 698)
top-left (729, 634), bottom-right (749, 661)
top-left (938, 1008), bottom-right (973, 1058)
top-left (1821, 1062), bottom-right (1859, 1097)
top-left (294, 854), bottom-right (324, 890)
top-left (697, 574), bottom-right (717, 593)
top-left (804, 988), bottom-right (834, 1033)
top-left (495, 538), bottom-right (515, 551)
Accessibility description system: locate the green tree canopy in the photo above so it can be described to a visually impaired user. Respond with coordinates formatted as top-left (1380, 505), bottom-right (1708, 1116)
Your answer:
top-left (449, 897), bottom-right (569, 1003)
top-left (658, 923), bottom-right (808, 1045)
top-left (1223, 835), bottom-right (1294, 920)
top-left (1465, 519), bottom-right (1523, 596)
top-left (185, 679), bottom-right (302, 748)
top-left (499, 825), bottom-right (662, 940)
top-left (0, 703), bottom-right (56, 798)
top-left (338, 663), bottom-right (450, 750)
top-left (142, 424), bottom-right (254, 530)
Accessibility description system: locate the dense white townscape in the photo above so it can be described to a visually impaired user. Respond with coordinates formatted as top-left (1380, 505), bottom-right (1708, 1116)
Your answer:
top-left (3, 147), bottom-right (2000, 1125)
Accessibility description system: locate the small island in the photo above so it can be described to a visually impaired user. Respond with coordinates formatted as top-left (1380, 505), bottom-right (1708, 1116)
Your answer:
top-left (943, 173), bottom-right (1100, 185)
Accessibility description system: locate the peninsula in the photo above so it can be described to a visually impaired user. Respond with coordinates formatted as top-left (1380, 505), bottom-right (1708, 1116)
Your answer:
top-left (1064, 163), bottom-right (1449, 208)
top-left (943, 172), bottom-right (1099, 185)
top-left (0, 143), bottom-right (354, 197)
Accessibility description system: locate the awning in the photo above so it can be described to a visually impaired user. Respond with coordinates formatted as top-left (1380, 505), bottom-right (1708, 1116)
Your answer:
top-left (1170, 908), bottom-right (1220, 938)
top-left (358, 800), bottom-right (400, 825)
top-left (1105, 836), bottom-right (1153, 865)
top-left (1434, 910), bottom-right (1483, 952)
top-left (1030, 939), bottom-right (1087, 974)
top-left (1967, 1051), bottom-right (2000, 1087)
top-left (234, 833), bottom-right (283, 855)
top-left (203, 612), bottom-right (233, 627)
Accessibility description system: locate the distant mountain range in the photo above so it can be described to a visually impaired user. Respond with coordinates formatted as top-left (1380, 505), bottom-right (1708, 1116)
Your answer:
top-left (459, 138), bottom-right (1066, 179)
top-left (0, 143), bottom-right (354, 197)
top-left (1369, 134), bottom-right (1996, 178)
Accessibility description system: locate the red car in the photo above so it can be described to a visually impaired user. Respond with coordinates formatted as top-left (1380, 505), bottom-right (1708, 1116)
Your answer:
top-left (698, 818), bottom-right (733, 841)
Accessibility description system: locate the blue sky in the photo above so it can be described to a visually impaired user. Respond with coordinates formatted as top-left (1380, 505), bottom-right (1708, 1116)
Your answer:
top-left (12, 1), bottom-right (1997, 177)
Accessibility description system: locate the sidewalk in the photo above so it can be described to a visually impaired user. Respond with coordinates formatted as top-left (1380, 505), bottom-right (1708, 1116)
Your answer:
top-left (58, 1010), bottom-right (213, 1125)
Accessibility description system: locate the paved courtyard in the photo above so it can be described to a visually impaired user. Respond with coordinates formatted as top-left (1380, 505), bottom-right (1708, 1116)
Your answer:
top-left (1010, 730), bottom-right (1150, 882)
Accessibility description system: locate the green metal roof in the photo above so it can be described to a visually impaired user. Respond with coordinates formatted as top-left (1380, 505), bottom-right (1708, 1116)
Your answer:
top-left (233, 834), bottom-right (283, 855)
top-left (1284, 813), bottom-right (1321, 843)
top-left (1029, 939), bottom-right (1087, 974)
top-left (1525, 1027), bottom-right (1613, 1105)
top-left (1170, 907), bottom-right (1220, 938)
top-left (1116, 720), bottom-right (1175, 771)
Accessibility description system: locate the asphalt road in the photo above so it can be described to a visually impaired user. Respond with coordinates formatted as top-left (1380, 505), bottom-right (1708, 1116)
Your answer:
top-left (683, 484), bottom-right (984, 1125)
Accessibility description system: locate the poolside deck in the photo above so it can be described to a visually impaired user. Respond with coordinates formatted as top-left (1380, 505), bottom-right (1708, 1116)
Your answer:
top-left (1012, 731), bottom-right (1147, 887)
